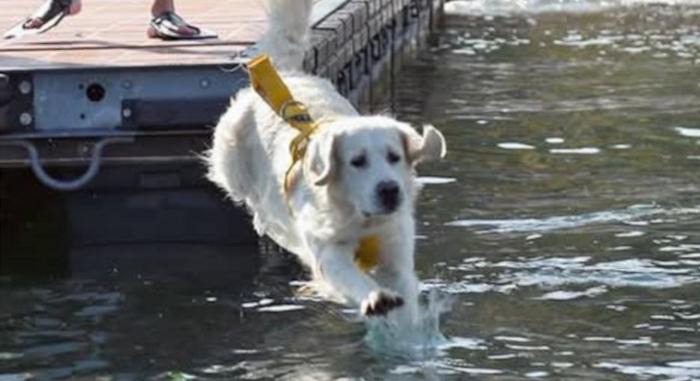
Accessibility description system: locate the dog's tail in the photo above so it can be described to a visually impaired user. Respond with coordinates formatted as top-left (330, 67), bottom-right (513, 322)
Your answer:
top-left (258, 0), bottom-right (313, 71)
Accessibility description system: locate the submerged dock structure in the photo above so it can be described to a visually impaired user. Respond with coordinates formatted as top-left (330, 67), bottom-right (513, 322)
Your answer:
top-left (0, 0), bottom-right (443, 191)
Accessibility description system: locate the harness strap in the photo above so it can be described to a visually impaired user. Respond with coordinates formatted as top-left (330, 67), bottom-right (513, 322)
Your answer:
top-left (248, 55), bottom-right (320, 192)
top-left (247, 54), bottom-right (381, 272)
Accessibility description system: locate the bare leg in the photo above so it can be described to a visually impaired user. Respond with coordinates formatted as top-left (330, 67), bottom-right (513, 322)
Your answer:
top-left (151, 0), bottom-right (175, 17)
top-left (22, 0), bottom-right (81, 30)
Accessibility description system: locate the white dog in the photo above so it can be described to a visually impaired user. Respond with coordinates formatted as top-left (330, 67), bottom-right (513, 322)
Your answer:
top-left (207, 0), bottom-right (446, 319)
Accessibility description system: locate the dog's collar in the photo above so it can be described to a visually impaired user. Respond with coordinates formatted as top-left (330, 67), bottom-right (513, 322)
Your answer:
top-left (248, 54), bottom-right (322, 193)
top-left (248, 54), bottom-right (380, 273)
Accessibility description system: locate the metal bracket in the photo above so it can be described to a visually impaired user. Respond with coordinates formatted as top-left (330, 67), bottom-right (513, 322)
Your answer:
top-left (121, 97), bottom-right (229, 130)
top-left (0, 73), bottom-right (34, 133)
top-left (0, 137), bottom-right (133, 191)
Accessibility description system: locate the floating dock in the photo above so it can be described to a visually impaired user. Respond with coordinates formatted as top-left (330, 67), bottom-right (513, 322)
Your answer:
top-left (0, 0), bottom-right (444, 191)
top-left (0, 0), bottom-right (444, 264)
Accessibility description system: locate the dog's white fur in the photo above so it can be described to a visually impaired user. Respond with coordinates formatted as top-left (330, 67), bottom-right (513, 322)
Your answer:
top-left (207, 0), bottom-right (446, 319)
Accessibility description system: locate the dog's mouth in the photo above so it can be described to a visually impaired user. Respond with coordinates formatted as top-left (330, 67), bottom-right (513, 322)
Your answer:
top-left (362, 205), bottom-right (402, 219)
top-left (361, 210), bottom-right (375, 220)
top-left (361, 209), bottom-right (398, 220)
top-left (360, 212), bottom-right (393, 229)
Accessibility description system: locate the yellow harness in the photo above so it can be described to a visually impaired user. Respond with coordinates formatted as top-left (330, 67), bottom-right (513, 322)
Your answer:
top-left (247, 55), bottom-right (380, 272)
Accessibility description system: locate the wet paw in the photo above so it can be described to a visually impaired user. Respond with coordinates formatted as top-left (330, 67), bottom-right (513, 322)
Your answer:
top-left (361, 290), bottom-right (404, 317)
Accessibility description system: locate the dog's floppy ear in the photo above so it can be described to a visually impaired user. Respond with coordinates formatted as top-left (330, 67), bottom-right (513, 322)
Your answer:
top-left (305, 131), bottom-right (339, 186)
top-left (399, 124), bottom-right (447, 165)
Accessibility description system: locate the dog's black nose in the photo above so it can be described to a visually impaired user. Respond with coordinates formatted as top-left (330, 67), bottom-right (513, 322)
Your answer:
top-left (377, 181), bottom-right (401, 212)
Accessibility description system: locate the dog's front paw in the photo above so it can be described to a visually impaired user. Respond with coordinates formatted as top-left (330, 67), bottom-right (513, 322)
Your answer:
top-left (361, 290), bottom-right (404, 317)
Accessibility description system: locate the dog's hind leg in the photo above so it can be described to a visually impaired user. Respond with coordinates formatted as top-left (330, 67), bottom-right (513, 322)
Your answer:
top-left (207, 92), bottom-right (258, 203)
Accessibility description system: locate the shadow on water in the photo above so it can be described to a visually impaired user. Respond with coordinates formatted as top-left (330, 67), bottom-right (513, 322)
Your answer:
top-left (0, 166), bottom-right (273, 379)
top-left (1, 170), bottom-right (70, 278)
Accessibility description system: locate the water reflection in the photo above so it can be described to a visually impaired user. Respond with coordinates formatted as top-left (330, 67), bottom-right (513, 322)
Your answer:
top-left (390, 2), bottom-right (699, 380)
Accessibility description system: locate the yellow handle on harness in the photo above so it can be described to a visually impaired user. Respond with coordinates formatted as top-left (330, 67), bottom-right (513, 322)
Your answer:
top-left (247, 54), bottom-right (380, 272)
top-left (248, 54), bottom-right (319, 192)
top-left (355, 235), bottom-right (381, 272)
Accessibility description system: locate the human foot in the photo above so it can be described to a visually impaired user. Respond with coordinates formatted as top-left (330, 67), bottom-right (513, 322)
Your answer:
top-left (23, 0), bottom-right (81, 31)
top-left (4, 0), bottom-right (81, 39)
top-left (147, 11), bottom-right (216, 40)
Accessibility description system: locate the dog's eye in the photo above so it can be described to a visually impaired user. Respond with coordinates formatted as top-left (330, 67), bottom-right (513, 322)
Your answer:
top-left (387, 151), bottom-right (401, 164)
top-left (350, 155), bottom-right (368, 169)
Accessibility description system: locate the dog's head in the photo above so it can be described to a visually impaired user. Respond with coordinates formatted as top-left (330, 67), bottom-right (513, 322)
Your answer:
top-left (304, 116), bottom-right (446, 217)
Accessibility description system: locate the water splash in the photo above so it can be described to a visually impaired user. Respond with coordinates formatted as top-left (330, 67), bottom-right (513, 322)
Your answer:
top-left (363, 290), bottom-right (455, 359)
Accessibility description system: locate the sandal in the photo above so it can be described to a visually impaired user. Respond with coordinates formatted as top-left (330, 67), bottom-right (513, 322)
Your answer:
top-left (4, 0), bottom-right (82, 40)
top-left (148, 11), bottom-right (217, 40)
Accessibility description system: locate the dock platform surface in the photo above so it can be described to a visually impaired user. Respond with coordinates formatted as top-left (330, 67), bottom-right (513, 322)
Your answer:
top-left (0, 0), bottom-right (266, 70)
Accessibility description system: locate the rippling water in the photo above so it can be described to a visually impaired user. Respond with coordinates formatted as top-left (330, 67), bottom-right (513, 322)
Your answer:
top-left (2, 1), bottom-right (700, 380)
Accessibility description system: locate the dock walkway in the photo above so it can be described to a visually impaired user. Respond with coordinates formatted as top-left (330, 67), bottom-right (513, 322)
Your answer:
top-left (0, 0), bottom-right (264, 70)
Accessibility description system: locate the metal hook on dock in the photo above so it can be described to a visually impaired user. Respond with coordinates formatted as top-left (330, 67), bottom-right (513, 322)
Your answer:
top-left (1, 137), bottom-right (133, 191)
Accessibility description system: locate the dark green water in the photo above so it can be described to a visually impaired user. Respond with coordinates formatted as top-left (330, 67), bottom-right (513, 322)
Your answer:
top-left (2, 2), bottom-right (700, 380)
